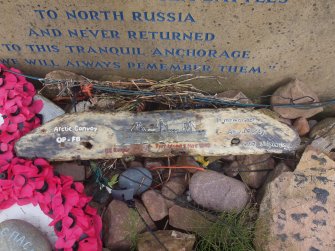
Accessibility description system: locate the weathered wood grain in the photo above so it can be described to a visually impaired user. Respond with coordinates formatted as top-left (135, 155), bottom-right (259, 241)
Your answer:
top-left (15, 109), bottom-right (300, 161)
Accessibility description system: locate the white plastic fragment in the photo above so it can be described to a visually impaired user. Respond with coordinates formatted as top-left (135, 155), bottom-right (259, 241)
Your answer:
top-left (34, 95), bottom-right (65, 124)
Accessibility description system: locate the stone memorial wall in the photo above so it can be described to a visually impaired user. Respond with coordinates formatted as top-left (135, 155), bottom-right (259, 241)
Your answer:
top-left (0, 0), bottom-right (334, 97)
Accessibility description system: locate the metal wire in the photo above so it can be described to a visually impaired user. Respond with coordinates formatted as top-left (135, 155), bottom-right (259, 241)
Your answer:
top-left (4, 69), bottom-right (335, 109)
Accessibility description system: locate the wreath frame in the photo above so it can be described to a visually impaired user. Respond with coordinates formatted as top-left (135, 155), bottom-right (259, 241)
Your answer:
top-left (0, 65), bottom-right (102, 251)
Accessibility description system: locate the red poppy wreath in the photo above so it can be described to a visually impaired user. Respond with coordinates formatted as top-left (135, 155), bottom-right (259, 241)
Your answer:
top-left (0, 64), bottom-right (102, 251)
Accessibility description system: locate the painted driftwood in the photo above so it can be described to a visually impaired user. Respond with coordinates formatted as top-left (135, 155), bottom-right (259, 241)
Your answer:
top-left (15, 109), bottom-right (300, 161)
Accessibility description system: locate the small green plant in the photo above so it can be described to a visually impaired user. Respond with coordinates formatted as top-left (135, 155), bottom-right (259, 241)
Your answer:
top-left (125, 209), bottom-right (141, 251)
top-left (195, 207), bottom-right (257, 251)
top-left (108, 173), bottom-right (119, 188)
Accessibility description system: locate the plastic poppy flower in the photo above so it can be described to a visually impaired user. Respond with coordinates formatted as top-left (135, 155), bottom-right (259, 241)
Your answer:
top-left (0, 159), bottom-right (10, 173)
top-left (0, 179), bottom-right (15, 209)
top-left (78, 237), bottom-right (100, 251)
top-left (1, 73), bottom-right (17, 90)
top-left (0, 149), bottom-right (14, 162)
top-left (11, 162), bottom-right (44, 203)
top-left (0, 130), bottom-right (18, 144)
top-left (52, 214), bottom-right (84, 249)
top-left (37, 176), bottom-right (62, 215)
top-left (69, 208), bottom-right (91, 231)
top-left (33, 158), bottom-right (55, 179)
top-left (55, 226), bottom-right (83, 250)
top-left (13, 80), bottom-right (36, 98)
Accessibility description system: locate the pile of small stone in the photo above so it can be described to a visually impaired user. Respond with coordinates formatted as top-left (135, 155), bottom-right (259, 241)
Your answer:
top-left (91, 79), bottom-right (333, 251)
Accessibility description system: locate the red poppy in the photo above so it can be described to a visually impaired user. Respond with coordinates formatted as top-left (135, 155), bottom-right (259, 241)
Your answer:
top-left (78, 237), bottom-right (100, 251)
top-left (52, 214), bottom-right (84, 249)
top-left (0, 179), bottom-right (15, 209)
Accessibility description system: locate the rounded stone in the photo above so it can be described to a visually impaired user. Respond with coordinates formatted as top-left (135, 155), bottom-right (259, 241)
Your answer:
top-left (161, 176), bottom-right (187, 200)
top-left (0, 219), bottom-right (52, 251)
top-left (293, 117), bottom-right (310, 136)
top-left (237, 154), bottom-right (275, 189)
top-left (119, 167), bottom-right (152, 195)
top-left (189, 171), bottom-right (250, 212)
top-left (141, 190), bottom-right (168, 221)
top-left (271, 79), bottom-right (323, 119)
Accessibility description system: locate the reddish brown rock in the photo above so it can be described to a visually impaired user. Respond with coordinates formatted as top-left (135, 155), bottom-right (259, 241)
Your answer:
top-left (128, 161), bottom-right (144, 168)
top-left (141, 190), bottom-right (168, 221)
top-left (42, 70), bottom-right (86, 99)
top-left (255, 147), bottom-right (335, 251)
top-left (223, 161), bottom-right (239, 177)
top-left (103, 200), bottom-right (155, 250)
top-left (279, 117), bottom-right (292, 126)
top-left (271, 79), bottom-right (323, 119)
top-left (161, 176), bottom-right (187, 202)
top-left (137, 230), bottom-right (195, 251)
top-left (308, 119), bottom-right (318, 130)
top-left (293, 117), bottom-right (310, 136)
top-left (237, 154), bottom-right (275, 189)
top-left (53, 161), bottom-right (85, 181)
top-left (257, 162), bottom-right (292, 203)
top-left (169, 205), bottom-right (213, 234)
top-left (329, 152), bottom-right (335, 161)
top-left (164, 199), bottom-right (176, 209)
top-left (135, 200), bottom-right (156, 229)
top-left (221, 155), bottom-right (236, 161)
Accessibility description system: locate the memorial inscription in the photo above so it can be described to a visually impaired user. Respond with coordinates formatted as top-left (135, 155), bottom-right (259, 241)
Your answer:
top-left (15, 109), bottom-right (300, 161)
top-left (0, 219), bottom-right (52, 251)
top-left (0, 1), bottom-right (333, 98)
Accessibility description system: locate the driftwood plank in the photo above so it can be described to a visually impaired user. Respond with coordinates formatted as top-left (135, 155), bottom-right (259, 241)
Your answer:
top-left (15, 109), bottom-right (300, 161)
